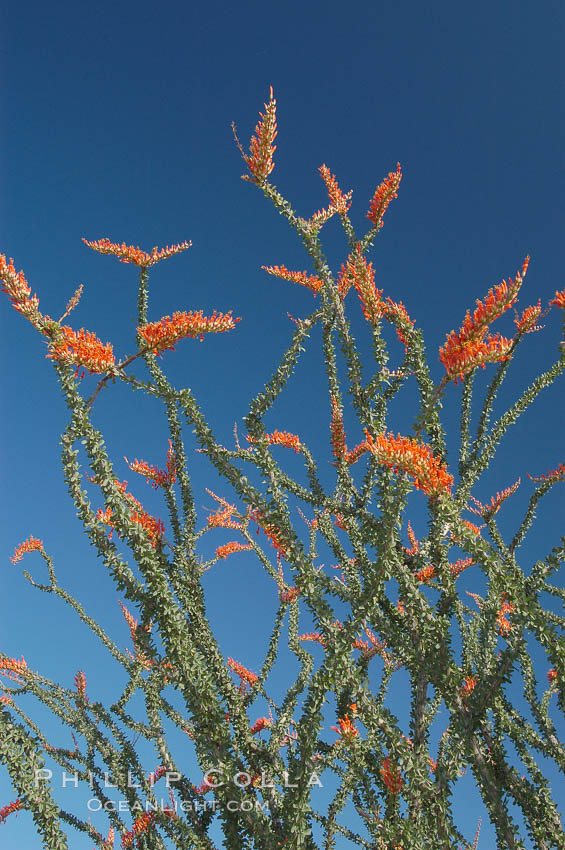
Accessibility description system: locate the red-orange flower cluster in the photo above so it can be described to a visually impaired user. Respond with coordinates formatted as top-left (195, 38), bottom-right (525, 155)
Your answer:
top-left (147, 765), bottom-right (168, 786)
top-left (46, 326), bottom-right (115, 374)
top-left (415, 565), bottom-right (436, 584)
top-left (440, 259), bottom-right (529, 382)
top-left (384, 298), bottom-right (416, 351)
top-left (459, 676), bottom-right (478, 698)
top-left (337, 247), bottom-right (383, 316)
top-left (440, 333), bottom-right (514, 384)
top-left (549, 289), bottom-right (565, 309)
top-left (548, 669), bottom-right (558, 685)
top-left (241, 87), bottom-right (277, 185)
top-left (11, 535), bottom-right (43, 564)
top-left (247, 429), bottom-right (302, 453)
top-left (251, 510), bottom-right (289, 556)
top-left (125, 441), bottom-right (176, 489)
top-left (514, 300), bottom-right (543, 334)
top-left (74, 670), bottom-right (88, 703)
top-left (527, 463), bottom-right (565, 484)
top-left (319, 165), bottom-right (353, 215)
top-left (121, 809), bottom-right (175, 848)
top-left (496, 595), bottom-right (514, 636)
top-left (97, 482), bottom-right (165, 547)
top-left (207, 503), bottom-right (241, 529)
top-left (353, 627), bottom-right (388, 661)
top-left (0, 254), bottom-right (40, 322)
top-left (380, 757), bottom-right (403, 793)
top-left (366, 163), bottom-right (402, 228)
top-left (119, 601), bottom-right (153, 668)
top-left (227, 657), bottom-right (258, 687)
top-left (262, 264), bottom-right (324, 294)
top-left (138, 310), bottom-right (239, 353)
top-left (404, 521), bottom-right (419, 555)
top-left (461, 520), bottom-right (484, 537)
top-left (364, 431), bottom-right (453, 496)
top-left (215, 541), bottom-right (253, 560)
top-left (0, 799), bottom-right (23, 824)
top-left (450, 557), bottom-right (474, 577)
top-left (250, 716), bottom-right (273, 735)
top-left (83, 238), bottom-right (191, 267)
top-left (299, 631), bottom-right (326, 647)
top-left (279, 586), bottom-right (300, 603)
top-left (0, 656), bottom-right (28, 682)
top-left (331, 713), bottom-right (359, 742)
top-left (328, 396), bottom-right (368, 465)
top-left (469, 478), bottom-right (521, 518)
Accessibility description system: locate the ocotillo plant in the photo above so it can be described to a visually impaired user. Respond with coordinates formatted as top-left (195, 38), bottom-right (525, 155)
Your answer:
top-left (1, 89), bottom-right (564, 850)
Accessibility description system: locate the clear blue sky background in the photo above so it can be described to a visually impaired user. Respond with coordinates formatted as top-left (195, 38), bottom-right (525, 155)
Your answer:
top-left (1, 0), bottom-right (564, 847)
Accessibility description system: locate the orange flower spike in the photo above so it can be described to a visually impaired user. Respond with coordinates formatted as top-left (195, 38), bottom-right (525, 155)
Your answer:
top-left (549, 289), bottom-right (565, 309)
top-left (318, 165), bottom-right (353, 215)
top-left (496, 594), bottom-right (515, 636)
top-left (0, 656), bottom-right (28, 682)
top-left (251, 510), bottom-right (289, 555)
top-left (125, 456), bottom-right (169, 489)
top-left (449, 557), bottom-right (474, 577)
top-left (547, 669), bottom-right (558, 685)
top-left (242, 87), bottom-right (277, 185)
top-left (514, 300), bottom-right (543, 334)
top-left (440, 258), bottom-right (529, 382)
top-left (47, 326), bottom-right (115, 374)
top-left (262, 264), bottom-right (325, 294)
top-left (74, 670), bottom-right (88, 702)
top-left (380, 757), bottom-right (403, 793)
top-left (0, 799), bottom-right (23, 825)
top-left (306, 205), bottom-right (338, 231)
top-left (459, 676), bottom-right (478, 698)
top-left (298, 632), bottom-right (326, 647)
top-left (527, 463), bottom-right (565, 483)
top-left (215, 542), bottom-right (253, 560)
top-left (207, 505), bottom-right (241, 529)
top-left (250, 716), bottom-right (273, 735)
top-left (405, 521), bottom-right (419, 555)
top-left (267, 430), bottom-right (301, 453)
top-left (0, 254), bottom-right (40, 320)
top-left (83, 238), bottom-right (191, 267)
top-left (415, 565), bottom-right (436, 584)
top-left (384, 298), bottom-right (415, 350)
top-left (364, 431), bottom-right (453, 497)
top-left (138, 310), bottom-right (240, 354)
top-left (247, 429), bottom-right (302, 453)
top-left (338, 246), bottom-right (384, 318)
top-left (461, 520), bottom-right (484, 537)
top-left (121, 812), bottom-right (157, 848)
top-left (279, 586), bottom-right (300, 603)
top-left (469, 478), bottom-right (521, 518)
top-left (147, 765), bottom-right (168, 786)
top-left (129, 508), bottom-right (164, 546)
top-left (193, 777), bottom-right (214, 795)
top-left (227, 657), bottom-right (258, 686)
top-left (11, 535), bottom-right (44, 564)
top-left (366, 163), bottom-right (402, 228)
top-left (331, 713), bottom-right (359, 742)
top-left (440, 333), bottom-right (514, 384)
top-left (119, 601), bottom-right (152, 652)
top-left (460, 257), bottom-right (529, 342)
top-left (345, 440), bottom-right (369, 465)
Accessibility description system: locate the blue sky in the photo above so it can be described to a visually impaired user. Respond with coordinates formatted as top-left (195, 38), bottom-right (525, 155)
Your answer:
top-left (1, 0), bottom-right (564, 847)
